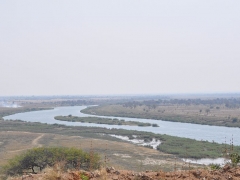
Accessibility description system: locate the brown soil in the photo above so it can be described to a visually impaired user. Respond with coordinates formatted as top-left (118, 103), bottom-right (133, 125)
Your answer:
top-left (8, 165), bottom-right (240, 180)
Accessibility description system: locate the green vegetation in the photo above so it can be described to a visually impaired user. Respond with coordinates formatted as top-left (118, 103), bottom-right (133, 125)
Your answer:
top-left (3, 147), bottom-right (100, 176)
top-left (81, 100), bottom-right (240, 128)
top-left (2, 96), bottom-right (240, 175)
top-left (54, 115), bottom-right (153, 126)
top-left (156, 135), bottom-right (240, 158)
top-left (0, 120), bottom-right (239, 159)
top-left (81, 174), bottom-right (89, 180)
top-left (230, 153), bottom-right (240, 166)
top-left (152, 123), bottom-right (159, 127)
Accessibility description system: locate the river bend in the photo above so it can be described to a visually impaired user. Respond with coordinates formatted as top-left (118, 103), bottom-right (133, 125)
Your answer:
top-left (3, 106), bottom-right (240, 145)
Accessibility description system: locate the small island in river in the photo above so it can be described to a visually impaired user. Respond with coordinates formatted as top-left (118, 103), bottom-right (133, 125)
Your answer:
top-left (54, 115), bottom-right (159, 127)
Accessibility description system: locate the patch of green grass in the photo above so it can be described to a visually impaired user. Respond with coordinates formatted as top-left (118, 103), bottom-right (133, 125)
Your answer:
top-left (54, 115), bottom-right (152, 126)
top-left (157, 135), bottom-right (238, 158)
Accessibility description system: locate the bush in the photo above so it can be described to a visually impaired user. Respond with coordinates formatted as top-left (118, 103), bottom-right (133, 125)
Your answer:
top-left (232, 117), bottom-right (238, 123)
top-left (152, 123), bottom-right (159, 127)
top-left (230, 153), bottom-right (240, 166)
top-left (3, 147), bottom-right (100, 176)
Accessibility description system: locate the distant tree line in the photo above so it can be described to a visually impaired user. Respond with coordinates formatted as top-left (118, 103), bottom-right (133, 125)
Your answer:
top-left (41, 100), bottom-right (95, 106)
top-left (121, 98), bottom-right (240, 109)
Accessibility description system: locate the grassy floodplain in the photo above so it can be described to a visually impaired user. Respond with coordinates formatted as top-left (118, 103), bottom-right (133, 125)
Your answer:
top-left (0, 119), bottom-right (239, 159)
top-left (0, 131), bottom-right (199, 173)
top-left (1, 96), bottom-right (240, 166)
top-left (54, 115), bottom-right (158, 127)
top-left (81, 98), bottom-right (240, 128)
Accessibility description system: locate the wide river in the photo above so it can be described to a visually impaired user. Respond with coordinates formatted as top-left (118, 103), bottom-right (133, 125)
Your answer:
top-left (3, 106), bottom-right (240, 145)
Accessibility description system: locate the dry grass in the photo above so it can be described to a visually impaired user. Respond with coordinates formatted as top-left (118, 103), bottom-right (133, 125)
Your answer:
top-left (7, 165), bottom-right (240, 180)
top-left (0, 131), bottom-right (193, 172)
top-left (41, 162), bottom-right (67, 180)
top-left (83, 104), bottom-right (240, 127)
top-left (0, 131), bottom-right (44, 166)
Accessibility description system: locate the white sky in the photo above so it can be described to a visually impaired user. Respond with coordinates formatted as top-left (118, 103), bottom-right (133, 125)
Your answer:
top-left (0, 0), bottom-right (240, 96)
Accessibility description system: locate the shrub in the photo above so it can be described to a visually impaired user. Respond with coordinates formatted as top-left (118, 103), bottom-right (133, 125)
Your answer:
top-left (152, 123), bottom-right (159, 127)
top-left (232, 117), bottom-right (238, 123)
top-left (230, 153), bottom-right (240, 166)
top-left (3, 147), bottom-right (100, 176)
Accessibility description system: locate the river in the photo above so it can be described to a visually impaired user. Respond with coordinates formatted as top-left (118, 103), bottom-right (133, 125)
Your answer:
top-left (3, 106), bottom-right (240, 145)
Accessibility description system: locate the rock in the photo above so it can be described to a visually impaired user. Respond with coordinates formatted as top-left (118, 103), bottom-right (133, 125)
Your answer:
top-left (177, 174), bottom-right (182, 178)
top-left (90, 173), bottom-right (94, 178)
top-left (22, 174), bottom-right (33, 180)
top-left (235, 169), bottom-right (240, 176)
top-left (183, 174), bottom-right (187, 178)
top-left (106, 166), bottom-right (115, 173)
top-left (90, 170), bottom-right (101, 178)
top-left (141, 174), bottom-right (152, 180)
top-left (114, 170), bottom-right (120, 175)
top-left (223, 165), bottom-right (231, 172)
top-left (92, 170), bottom-right (101, 177)
top-left (106, 167), bottom-right (111, 173)
top-left (192, 170), bottom-right (202, 177)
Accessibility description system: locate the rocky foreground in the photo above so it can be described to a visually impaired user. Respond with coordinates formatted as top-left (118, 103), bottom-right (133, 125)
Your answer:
top-left (8, 165), bottom-right (240, 180)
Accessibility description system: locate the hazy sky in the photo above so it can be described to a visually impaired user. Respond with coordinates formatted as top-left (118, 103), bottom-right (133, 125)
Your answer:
top-left (1, 0), bottom-right (240, 96)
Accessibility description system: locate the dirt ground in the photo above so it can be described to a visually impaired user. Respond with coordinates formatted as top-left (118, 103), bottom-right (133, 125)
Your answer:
top-left (8, 165), bottom-right (240, 180)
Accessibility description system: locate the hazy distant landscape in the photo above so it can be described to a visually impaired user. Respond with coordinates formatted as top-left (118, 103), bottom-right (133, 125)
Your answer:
top-left (1, 94), bottom-right (240, 175)
top-left (1, 0), bottom-right (240, 179)
top-left (82, 96), bottom-right (240, 127)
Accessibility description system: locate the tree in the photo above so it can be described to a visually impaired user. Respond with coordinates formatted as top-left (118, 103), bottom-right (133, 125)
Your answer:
top-left (205, 109), bottom-right (210, 115)
top-left (4, 147), bottom-right (100, 176)
top-left (232, 117), bottom-right (238, 123)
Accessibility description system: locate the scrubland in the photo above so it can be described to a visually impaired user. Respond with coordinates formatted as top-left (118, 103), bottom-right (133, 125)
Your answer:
top-left (81, 99), bottom-right (240, 127)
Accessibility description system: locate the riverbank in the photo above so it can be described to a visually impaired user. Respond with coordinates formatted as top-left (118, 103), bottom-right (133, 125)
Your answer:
top-left (0, 106), bottom-right (52, 120)
top-left (81, 104), bottom-right (240, 128)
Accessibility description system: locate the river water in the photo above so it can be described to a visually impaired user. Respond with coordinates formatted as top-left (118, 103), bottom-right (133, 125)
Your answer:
top-left (3, 106), bottom-right (240, 145)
